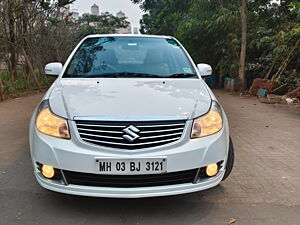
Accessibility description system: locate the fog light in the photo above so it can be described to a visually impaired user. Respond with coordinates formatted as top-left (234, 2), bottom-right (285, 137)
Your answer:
top-left (206, 163), bottom-right (219, 177)
top-left (42, 165), bottom-right (55, 179)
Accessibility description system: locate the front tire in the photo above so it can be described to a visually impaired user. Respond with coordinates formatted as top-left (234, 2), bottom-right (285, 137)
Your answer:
top-left (222, 137), bottom-right (234, 181)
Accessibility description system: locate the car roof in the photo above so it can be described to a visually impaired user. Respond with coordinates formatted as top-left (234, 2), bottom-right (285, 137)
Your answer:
top-left (85, 34), bottom-right (173, 39)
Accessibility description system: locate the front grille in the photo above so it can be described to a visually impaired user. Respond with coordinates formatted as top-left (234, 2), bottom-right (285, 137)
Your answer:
top-left (75, 120), bottom-right (186, 150)
top-left (63, 169), bottom-right (198, 188)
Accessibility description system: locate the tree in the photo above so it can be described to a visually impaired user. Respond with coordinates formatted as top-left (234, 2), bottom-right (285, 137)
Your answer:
top-left (0, 0), bottom-right (129, 90)
top-left (238, 0), bottom-right (247, 91)
top-left (132, 0), bottom-right (300, 90)
top-left (77, 12), bottom-right (129, 37)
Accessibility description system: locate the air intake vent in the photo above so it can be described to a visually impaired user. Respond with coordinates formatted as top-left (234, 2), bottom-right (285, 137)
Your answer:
top-left (63, 169), bottom-right (198, 187)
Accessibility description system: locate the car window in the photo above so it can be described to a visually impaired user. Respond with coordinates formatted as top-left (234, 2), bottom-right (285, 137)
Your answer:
top-left (64, 37), bottom-right (198, 79)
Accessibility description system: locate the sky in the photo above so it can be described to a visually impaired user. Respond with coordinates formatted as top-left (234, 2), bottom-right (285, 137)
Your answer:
top-left (71, 0), bottom-right (144, 29)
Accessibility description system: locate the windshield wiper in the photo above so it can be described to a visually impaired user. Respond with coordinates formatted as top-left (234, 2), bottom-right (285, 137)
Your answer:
top-left (65, 73), bottom-right (198, 79)
top-left (73, 72), bottom-right (163, 78)
top-left (167, 73), bottom-right (198, 78)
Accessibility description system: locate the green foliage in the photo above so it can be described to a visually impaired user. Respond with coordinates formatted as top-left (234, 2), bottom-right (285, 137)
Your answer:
top-left (0, 70), bottom-right (54, 98)
top-left (132, 0), bottom-right (242, 79)
top-left (0, 0), bottom-right (130, 99)
top-left (57, 0), bottom-right (76, 7)
top-left (77, 13), bottom-right (129, 37)
top-left (132, 0), bottom-right (300, 88)
top-left (247, 0), bottom-right (300, 82)
top-left (34, 0), bottom-right (75, 10)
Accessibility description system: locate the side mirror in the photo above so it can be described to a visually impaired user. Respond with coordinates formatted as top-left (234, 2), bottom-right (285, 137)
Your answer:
top-left (197, 63), bottom-right (212, 77)
top-left (45, 62), bottom-right (63, 76)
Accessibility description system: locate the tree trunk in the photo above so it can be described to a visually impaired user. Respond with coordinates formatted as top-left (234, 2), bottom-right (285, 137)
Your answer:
top-left (238, 0), bottom-right (247, 91)
top-left (0, 78), bottom-right (4, 101)
top-left (8, 2), bottom-right (18, 81)
top-left (264, 57), bottom-right (276, 79)
top-left (22, 14), bottom-right (31, 80)
top-left (272, 56), bottom-right (291, 81)
top-left (21, 47), bottom-right (42, 90)
top-left (39, 65), bottom-right (46, 77)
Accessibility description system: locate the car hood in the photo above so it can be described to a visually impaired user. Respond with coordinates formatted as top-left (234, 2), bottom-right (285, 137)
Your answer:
top-left (49, 78), bottom-right (211, 120)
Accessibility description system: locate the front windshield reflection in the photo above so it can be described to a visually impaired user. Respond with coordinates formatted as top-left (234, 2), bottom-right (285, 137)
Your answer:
top-left (64, 37), bottom-right (198, 79)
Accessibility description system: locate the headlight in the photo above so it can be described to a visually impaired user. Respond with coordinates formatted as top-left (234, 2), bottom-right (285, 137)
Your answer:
top-left (191, 101), bottom-right (223, 138)
top-left (36, 100), bottom-right (70, 139)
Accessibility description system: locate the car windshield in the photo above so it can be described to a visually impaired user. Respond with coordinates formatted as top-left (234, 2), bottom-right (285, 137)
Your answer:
top-left (64, 37), bottom-right (198, 79)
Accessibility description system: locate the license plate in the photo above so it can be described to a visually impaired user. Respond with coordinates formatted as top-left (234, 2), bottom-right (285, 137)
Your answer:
top-left (95, 158), bottom-right (167, 175)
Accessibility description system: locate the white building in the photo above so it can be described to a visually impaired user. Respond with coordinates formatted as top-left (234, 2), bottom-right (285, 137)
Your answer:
top-left (116, 11), bottom-right (125, 19)
top-left (91, 4), bottom-right (99, 16)
top-left (116, 11), bottom-right (132, 34)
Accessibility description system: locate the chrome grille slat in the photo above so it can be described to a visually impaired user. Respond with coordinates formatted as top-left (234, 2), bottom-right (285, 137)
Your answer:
top-left (77, 123), bottom-right (126, 128)
top-left (136, 123), bottom-right (185, 128)
top-left (139, 132), bottom-right (183, 140)
top-left (139, 127), bottom-right (184, 134)
top-left (79, 133), bottom-right (124, 140)
top-left (75, 120), bottom-right (186, 150)
top-left (78, 128), bottom-right (123, 134)
top-left (82, 137), bottom-right (181, 146)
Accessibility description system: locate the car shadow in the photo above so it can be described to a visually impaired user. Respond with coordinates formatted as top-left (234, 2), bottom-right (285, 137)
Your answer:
top-left (44, 185), bottom-right (226, 224)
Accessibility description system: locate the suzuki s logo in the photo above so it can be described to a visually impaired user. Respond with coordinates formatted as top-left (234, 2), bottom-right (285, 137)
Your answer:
top-left (122, 125), bottom-right (140, 142)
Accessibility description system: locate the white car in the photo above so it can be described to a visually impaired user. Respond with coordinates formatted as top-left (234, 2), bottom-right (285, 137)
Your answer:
top-left (29, 34), bottom-right (234, 198)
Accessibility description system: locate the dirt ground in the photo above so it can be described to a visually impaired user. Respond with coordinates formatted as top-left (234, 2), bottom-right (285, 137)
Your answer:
top-left (0, 90), bottom-right (299, 225)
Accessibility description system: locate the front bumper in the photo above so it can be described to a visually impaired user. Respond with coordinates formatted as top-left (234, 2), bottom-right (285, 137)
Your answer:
top-left (34, 170), bottom-right (225, 198)
top-left (29, 117), bottom-right (229, 198)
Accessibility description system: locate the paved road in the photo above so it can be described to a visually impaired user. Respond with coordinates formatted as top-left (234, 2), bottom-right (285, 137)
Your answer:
top-left (0, 90), bottom-right (300, 225)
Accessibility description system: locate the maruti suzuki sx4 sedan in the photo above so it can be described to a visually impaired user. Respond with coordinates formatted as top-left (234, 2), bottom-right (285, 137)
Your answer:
top-left (29, 34), bottom-right (234, 198)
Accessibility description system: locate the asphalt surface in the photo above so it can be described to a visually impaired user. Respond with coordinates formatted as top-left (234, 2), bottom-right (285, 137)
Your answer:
top-left (0, 90), bottom-right (300, 225)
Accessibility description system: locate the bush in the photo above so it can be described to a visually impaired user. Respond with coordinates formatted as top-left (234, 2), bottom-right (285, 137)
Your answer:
top-left (0, 70), bottom-right (55, 100)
